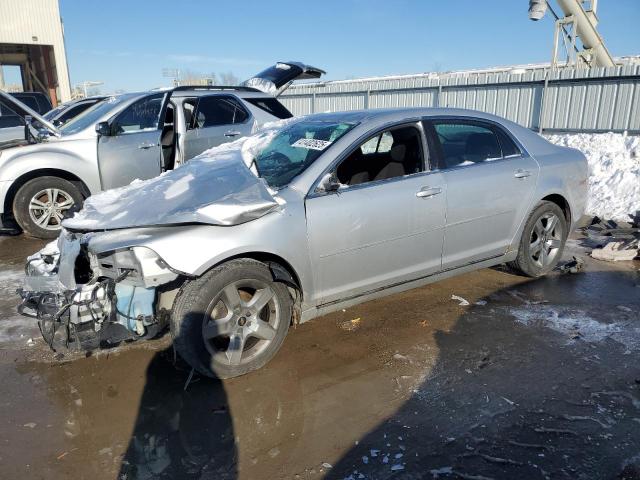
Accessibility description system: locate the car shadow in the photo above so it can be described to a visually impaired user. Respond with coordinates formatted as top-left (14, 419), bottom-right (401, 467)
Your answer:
top-left (322, 268), bottom-right (640, 480)
top-left (118, 320), bottom-right (237, 480)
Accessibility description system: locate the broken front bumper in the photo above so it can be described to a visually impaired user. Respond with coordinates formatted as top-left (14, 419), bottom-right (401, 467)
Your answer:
top-left (17, 232), bottom-right (177, 350)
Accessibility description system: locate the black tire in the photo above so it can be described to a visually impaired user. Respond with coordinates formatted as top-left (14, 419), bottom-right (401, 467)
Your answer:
top-left (171, 258), bottom-right (292, 379)
top-left (509, 201), bottom-right (568, 277)
top-left (13, 176), bottom-right (84, 239)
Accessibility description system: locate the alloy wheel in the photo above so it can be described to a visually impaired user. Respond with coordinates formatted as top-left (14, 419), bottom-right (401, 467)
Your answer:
top-left (28, 188), bottom-right (75, 231)
top-left (529, 212), bottom-right (563, 268)
top-left (203, 279), bottom-right (280, 366)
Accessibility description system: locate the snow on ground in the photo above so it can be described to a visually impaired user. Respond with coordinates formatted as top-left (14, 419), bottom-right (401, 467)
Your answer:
top-left (546, 133), bottom-right (640, 222)
top-left (508, 304), bottom-right (640, 352)
top-left (0, 269), bottom-right (39, 345)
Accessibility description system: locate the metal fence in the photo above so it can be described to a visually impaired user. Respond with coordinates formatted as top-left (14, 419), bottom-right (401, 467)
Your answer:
top-left (280, 63), bottom-right (640, 134)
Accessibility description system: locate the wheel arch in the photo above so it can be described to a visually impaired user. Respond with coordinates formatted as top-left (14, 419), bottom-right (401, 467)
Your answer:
top-left (540, 193), bottom-right (572, 226)
top-left (207, 251), bottom-right (303, 297)
top-left (3, 169), bottom-right (91, 217)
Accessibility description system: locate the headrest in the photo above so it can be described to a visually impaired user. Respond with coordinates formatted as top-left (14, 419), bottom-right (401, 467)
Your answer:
top-left (390, 144), bottom-right (406, 162)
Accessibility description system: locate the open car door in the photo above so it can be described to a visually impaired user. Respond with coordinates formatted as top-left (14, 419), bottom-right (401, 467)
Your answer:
top-left (241, 62), bottom-right (325, 96)
top-left (0, 89), bottom-right (59, 148)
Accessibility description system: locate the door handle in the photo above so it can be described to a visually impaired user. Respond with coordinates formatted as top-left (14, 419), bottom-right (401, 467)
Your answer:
top-left (138, 142), bottom-right (157, 150)
top-left (416, 187), bottom-right (442, 198)
top-left (514, 169), bottom-right (532, 179)
top-left (224, 131), bottom-right (241, 137)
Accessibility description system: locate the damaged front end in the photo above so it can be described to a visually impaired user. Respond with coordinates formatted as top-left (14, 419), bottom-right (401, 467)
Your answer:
top-left (18, 231), bottom-right (181, 351)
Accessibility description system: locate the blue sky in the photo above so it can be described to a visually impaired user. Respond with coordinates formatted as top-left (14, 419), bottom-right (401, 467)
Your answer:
top-left (59, 0), bottom-right (640, 93)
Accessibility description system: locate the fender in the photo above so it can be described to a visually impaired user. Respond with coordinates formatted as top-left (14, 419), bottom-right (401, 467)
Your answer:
top-left (0, 139), bottom-right (102, 214)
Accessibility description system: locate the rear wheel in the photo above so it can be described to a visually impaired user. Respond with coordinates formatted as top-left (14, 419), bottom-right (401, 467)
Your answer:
top-left (171, 259), bottom-right (292, 379)
top-left (13, 176), bottom-right (83, 239)
top-left (509, 201), bottom-right (568, 277)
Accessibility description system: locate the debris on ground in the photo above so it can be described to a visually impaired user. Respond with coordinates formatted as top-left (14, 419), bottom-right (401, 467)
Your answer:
top-left (451, 295), bottom-right (470, 306)
top-left (557, 256), bottom-right (585, 273)
top-left (583, 216), bottom-right (639, 262)
top-left (591, 241), bottom-right (638, 262)
top-left (339, 317), bottom-right (362, 331)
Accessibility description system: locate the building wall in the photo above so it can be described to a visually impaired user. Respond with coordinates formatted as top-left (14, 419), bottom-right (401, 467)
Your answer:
top-left (281, 61), bottom-right (640, 134)
top-left (0, 0), bottom-right (71, 102)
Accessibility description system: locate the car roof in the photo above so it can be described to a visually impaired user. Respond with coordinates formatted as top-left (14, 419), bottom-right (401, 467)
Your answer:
top-left (170, 87), bottom-right (274, 99)
top-left (296, 107), bottom-right (526, 127)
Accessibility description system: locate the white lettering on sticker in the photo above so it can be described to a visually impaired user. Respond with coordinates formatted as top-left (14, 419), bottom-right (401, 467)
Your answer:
top-left (291, 138), bottom-right (332, 151)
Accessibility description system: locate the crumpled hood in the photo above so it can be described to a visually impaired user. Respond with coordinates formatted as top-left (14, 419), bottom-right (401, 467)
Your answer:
top-left (62, 123), bottom-right (290, 232)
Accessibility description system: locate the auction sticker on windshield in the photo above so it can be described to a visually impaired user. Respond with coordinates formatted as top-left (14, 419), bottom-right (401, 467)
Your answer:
top-left (291, 138), bottom-right (332, 151)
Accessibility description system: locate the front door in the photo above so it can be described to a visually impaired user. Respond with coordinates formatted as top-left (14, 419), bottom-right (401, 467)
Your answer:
top-left (97, 93), bottom-right (166, 190)
top-left (425, 119), bottom-right (540, 269)
top-left (305, 123), bottom-right (446, 305)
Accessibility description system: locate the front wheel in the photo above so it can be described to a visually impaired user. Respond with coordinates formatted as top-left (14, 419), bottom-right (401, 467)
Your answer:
top-left (13, 176), bottom-right (84, 239)
top-left (171, 259), bottom-right (292, 379)
top-left (509, 201), bottom-right (568, 277)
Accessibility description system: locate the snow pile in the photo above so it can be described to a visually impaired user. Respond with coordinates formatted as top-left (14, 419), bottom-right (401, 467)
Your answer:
top-left (546, 133), bottom-right (640, 221)
top-left (63, 120), bottom-right (294, 231)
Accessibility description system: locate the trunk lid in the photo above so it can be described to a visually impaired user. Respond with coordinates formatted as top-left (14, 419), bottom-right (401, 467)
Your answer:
top-left (242, 62), bottom-right (325, 96)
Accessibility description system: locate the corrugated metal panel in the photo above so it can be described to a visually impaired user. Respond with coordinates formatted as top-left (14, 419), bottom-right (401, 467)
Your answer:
top-left (281, 62), bottom-right (640, 133)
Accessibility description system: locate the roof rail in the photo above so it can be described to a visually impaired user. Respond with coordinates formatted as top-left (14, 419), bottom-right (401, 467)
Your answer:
top-left (172, 85), bottom-right (261, 92)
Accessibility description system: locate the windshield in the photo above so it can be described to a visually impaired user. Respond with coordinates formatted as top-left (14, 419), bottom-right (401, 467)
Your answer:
top-left (43, 103), bottom-right (67, 120)
top-left (58, 95), bottom-right (132, 135)
top-left (254, 120), bottom-right (355, 188)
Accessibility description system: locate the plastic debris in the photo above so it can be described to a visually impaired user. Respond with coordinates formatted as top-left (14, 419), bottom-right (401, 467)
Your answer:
top-left (591, 241), bottom-right (638, 262)
top-left (451, 295), bottom-right (470, 306)
top-left (339, 317), bottom-right (362, 331)
top-left (557, 256), bottom-right (585, 273)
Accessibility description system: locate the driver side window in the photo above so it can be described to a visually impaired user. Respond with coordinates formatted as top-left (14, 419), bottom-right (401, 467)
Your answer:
top-left (112, 94), bottom-right (164, 134)
top-left (335, 126), bottom-right (424, 187)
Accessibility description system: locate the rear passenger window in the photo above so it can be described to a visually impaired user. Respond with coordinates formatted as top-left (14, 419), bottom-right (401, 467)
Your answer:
top-left (432, 122), bottom-right (502, 168)
top-left (495, 128), bottom-right (521, 157)
top-left (193, 96), bottom-right (249, 128)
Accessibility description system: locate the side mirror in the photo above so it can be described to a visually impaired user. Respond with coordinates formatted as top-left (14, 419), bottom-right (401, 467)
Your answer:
top-left (53, 119), bottom-right (64, 127)
top-left (95, 121), bottom-right (111, 136)
top-left (317, 172), bottom-right (342, 194)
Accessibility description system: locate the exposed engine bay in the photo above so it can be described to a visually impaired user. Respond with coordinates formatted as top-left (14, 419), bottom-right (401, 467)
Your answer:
top-left (17, 232), bottom-right (183, 351)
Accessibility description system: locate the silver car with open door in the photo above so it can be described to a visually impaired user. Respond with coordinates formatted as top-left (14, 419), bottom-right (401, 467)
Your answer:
top-left (0, 62), bottom-right (324, 238)
top-left (18, 108), bottom-right (588, 379)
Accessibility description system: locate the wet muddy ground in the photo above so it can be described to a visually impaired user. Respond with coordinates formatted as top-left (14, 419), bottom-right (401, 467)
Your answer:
top-left (0, 234), bottom-right (639, 480)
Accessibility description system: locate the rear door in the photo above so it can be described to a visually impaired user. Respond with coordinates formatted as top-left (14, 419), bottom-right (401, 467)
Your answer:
top-left (97, 93), bottom-right (167, 190)
top-left (182, 95), bottom-right (253, 161)
top-left (424, 118), bottom-right (539, 269)
top-left (305, 123), bottom-right (446, 304)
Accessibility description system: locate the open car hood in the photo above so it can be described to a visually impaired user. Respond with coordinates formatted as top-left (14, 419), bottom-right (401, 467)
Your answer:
top-left (62, 129), bottom-right (284, 232)
top-left (0, 89), bottom-right (60, 137)
top-left (242, 61), bottom-right (325, 96)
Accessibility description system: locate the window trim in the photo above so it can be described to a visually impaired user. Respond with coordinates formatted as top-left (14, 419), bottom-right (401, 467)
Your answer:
top-left (190, 94), bottom-right (252, 129)
top-left (308, 120), bottom-right (433, 198)
top-left (423, 116), bottom-right (528, 172)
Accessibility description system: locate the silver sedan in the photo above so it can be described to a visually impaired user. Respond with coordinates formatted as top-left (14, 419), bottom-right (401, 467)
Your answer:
top-left (19, 108), bottom-right (588, 378)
